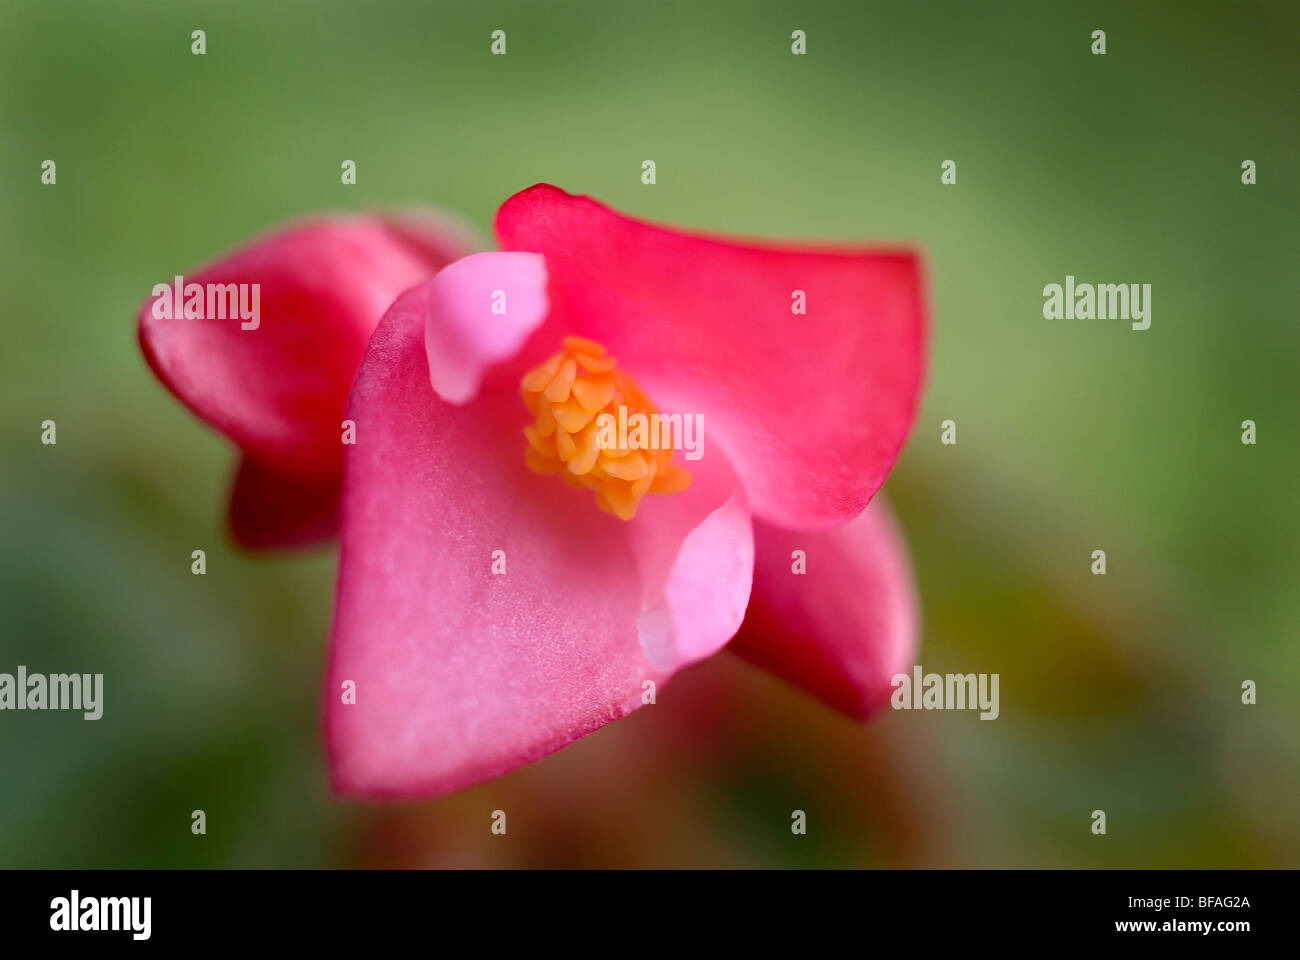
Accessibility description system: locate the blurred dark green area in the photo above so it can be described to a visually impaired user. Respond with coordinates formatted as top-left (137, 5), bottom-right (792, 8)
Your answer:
top-left (1, 0), bottom-right (1296, 867)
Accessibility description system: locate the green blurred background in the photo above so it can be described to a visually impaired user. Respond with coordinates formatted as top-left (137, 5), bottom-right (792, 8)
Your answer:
top-left (2, 0), bottom-right (1297, 867)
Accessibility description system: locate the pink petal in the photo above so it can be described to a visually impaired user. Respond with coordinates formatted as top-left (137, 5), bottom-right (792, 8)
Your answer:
top-left (495, 184), bottom-right (927, 531)
top-left (729, 496), bottom-right (918, 718)
top-left (228, 455), bottom-right (343, 549)
top-left (139, 212), bottom-right (478, 544)
top-left (630, 452), bottom-right (753, 672)
top-left (424, 252), bottom-right (549, 404)
top-left (327, 284), bottom-right (752, 797)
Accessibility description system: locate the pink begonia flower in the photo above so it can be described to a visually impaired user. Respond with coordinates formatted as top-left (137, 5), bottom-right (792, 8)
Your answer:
top-left (138, 185), bottom-right (925, 799)
top-left (138, 211), bottom-right (481, 547)
top-left (325, 185), bottom-right (926, 797)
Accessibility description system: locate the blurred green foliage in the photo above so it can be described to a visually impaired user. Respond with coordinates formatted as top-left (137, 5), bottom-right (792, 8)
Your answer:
top-left (1, 0), bottom-right (1296, 867)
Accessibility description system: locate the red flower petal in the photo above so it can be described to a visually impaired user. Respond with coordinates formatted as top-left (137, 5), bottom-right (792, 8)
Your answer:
top-left (729, 496), bottom-right (918, 718)
top-left (139, 212), bottom-right (477, 545)
top-left (228, 455), bottom-right (343, 549)
top-left (327, 284), bottom-right (752, 797)
top-left (495, 184), bottom-right (927, 531)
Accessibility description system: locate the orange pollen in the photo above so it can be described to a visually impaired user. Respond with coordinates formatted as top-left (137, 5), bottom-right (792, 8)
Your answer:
top-left (520, 336), bottom-right (692, 520)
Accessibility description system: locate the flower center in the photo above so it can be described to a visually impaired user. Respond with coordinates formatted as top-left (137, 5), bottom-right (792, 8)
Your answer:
top-left (521, 336), bottom-right (691, 520)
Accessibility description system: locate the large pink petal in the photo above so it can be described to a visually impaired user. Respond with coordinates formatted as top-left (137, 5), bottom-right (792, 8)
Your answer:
top-left (728, 496), bottom-right (918, 718)
top-left (495, 184), bottom-right (927, 531)
top-left (327, 283), bottom-right (752, 798)
top-left (139, 212), bottom-right (478, 546)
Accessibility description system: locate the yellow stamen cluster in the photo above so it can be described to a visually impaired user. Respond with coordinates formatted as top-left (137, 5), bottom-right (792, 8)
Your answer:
top-left (521, 336), bottom-right (692, 520)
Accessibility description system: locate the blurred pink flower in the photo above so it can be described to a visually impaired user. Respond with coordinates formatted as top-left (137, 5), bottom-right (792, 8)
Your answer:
top-left (138, 184), bottom-right (927, 798)
top-left (138, 212), bottom-right (479, 547)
